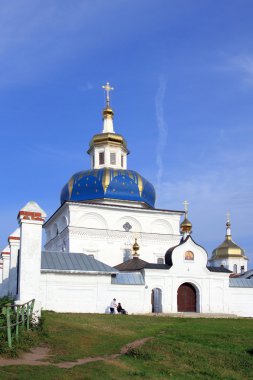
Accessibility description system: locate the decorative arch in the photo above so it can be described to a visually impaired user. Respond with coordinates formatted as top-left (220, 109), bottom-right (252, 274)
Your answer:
top-left (116, 216), bottom-right (142, 233)
top-left (46, 229), bottom-right (51, 241)
top-left (150, 219), bottom-right (173, 234)
top-left (78, 212), bottom-right (108, 230)
top-left (58, 215), bottom-right (68, 232)
top-left (177, 282), bottom-right (199, 312)
top-left (51, 223), bottom-right (59, 238)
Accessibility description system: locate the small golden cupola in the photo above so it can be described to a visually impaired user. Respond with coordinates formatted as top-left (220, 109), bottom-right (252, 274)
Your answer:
top-left (132, 238), bottom-right (140, 257)
top-left (180, 200), bottom-right (192, 237)
top-left (211, 213), bottom-right (245, 260)
top-left (209, 212), bottom-right (248, 273)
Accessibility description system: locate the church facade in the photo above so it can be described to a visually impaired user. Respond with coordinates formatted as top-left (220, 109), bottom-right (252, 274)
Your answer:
top-left (1, 83), bottom-right (253, 317)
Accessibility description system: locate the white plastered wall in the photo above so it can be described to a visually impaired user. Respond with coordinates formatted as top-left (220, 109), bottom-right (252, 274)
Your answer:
top-left (40, 272), bottom-right (146, 313)
top-left (143, 236), bottom-right (231, 314)
top-left (228, 287), bottom-right (253, 317)
top-left (44, 202), bottom-right (182, 267)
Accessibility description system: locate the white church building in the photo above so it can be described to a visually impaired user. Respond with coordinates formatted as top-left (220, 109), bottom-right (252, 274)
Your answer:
top-left (1, 83), bottom-right (253, 317)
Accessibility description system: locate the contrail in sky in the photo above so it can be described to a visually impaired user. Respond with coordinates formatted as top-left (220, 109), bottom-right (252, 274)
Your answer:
top-left (155, 76), bottom-right (168, 185)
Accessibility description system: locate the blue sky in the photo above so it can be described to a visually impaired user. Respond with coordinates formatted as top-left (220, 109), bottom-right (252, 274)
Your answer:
top-left (0, 0), bottom-right (253, 265)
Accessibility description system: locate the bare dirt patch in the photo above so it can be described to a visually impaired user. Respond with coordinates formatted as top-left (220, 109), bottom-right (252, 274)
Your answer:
top-left (0, 337), bottom-right (153, 369)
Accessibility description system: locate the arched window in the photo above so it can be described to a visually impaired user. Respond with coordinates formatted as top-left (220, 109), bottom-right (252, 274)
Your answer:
top-left (99, 151), bottom-right (105, 165)
top-left (233, 264), bottom-right (238, 273)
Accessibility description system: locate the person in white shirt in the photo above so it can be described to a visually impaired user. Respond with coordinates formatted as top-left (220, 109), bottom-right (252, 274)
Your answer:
top-left (110, 298), bottom-right (117, 314)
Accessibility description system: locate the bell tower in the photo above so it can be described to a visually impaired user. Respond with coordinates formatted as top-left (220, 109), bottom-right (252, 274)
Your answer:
top-left (87, 82), bottom-right (129, 170)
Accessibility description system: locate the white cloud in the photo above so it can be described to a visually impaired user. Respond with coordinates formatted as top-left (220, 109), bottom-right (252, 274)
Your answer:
top-left (219, 53), bottom-right (253, 88)
top-left (0, 0), bottom-right (159, 88)
top-left (231, 55), bottom-right (253, 85)
top-left (154, 135), bottom-right (253, 260)
top-left (79, 82), bottom-right (94, 92)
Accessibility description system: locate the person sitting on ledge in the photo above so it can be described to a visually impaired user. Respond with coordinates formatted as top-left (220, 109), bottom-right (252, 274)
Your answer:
top-left (117, 303), bottom-right (127, 314)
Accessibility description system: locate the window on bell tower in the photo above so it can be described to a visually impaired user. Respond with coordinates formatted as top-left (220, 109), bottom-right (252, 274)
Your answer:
top-left (110, 152), bottom-right (116, 165)
top-left (99, 152), bottom-right (105, 165)
top-left (121, 155), bottom-right (124, 167)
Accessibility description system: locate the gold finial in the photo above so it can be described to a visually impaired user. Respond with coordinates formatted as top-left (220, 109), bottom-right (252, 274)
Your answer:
top-left (226, 211), bottom-right (230, 225)
top-left (102, 82), bottom-right (114, 108)
top-left (132, 238), bottom-right (140, 257)
top-left (180, 200), bottom-right (192, 235)
top-left (226, 211), bottom-right (232, 239)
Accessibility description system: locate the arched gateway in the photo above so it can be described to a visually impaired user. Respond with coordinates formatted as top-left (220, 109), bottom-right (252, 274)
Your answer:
top-left (177, 283), bottom-right (197, 312)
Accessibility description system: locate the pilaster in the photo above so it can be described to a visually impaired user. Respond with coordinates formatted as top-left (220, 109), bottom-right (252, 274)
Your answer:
top-left (1, 246), bottom-right (11, 297)
top-left (8, 228), bottom-right (21, 296)
top-left (16, 201), bottom-right (46, 314)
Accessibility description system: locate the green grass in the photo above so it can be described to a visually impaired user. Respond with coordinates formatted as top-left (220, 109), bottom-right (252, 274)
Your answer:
top-left (0, 312), bottom-right (253, 379)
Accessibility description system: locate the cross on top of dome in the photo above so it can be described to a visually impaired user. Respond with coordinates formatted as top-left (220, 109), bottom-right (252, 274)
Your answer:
top-left (102, 82), bottom-right (114, 108)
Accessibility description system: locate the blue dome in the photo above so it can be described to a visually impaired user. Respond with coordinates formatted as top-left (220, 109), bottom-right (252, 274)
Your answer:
top-left (60, 168), bottom-right (156, 208)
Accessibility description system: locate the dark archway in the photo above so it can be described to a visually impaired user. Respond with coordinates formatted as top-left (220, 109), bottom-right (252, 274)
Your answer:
top-left (177, 283), bottom-right (197, 312)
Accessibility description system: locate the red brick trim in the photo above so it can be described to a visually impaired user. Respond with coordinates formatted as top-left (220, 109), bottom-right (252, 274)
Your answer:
top-left (19, 211), bottom-right (42, 217)
top-left (18, 213), bottom-right (45, 222)
top-left (8, 236), bottom-right (20, 241)
top-left (2, 252), bottom-right (10, 255)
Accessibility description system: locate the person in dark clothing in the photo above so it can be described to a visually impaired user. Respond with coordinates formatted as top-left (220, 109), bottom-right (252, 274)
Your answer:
top-left (117, 303), bottom-right (127, 314)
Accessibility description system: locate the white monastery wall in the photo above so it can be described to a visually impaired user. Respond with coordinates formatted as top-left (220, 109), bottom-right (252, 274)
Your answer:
top-left (40, 272), bottom-right (145, 313)
top-left (39, 269), bottom-right (231, 315)
top-left (228, 287), bottom-right (253, 317)
top-left (143, 269), bottom-right (230, 314)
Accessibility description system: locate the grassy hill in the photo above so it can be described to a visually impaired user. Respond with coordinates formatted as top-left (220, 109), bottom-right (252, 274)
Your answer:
top-left (0, 312), bottom-right (253, 379)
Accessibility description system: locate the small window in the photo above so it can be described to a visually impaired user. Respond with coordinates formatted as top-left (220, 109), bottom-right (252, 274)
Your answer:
top-left (157, 258), bottom-right (164, 264)
top-left (121, 155), bottom-right (124, 167)
top-left (110, 152), bottom-right (116, 165)
top-left (233, 264), bottom-right (238, 273)
top-left (99, 152), bottom-right (105, 165)
top-left (185, 251), bottom-right (194, 261)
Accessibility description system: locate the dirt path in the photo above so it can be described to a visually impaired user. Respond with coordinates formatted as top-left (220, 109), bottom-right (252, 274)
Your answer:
top-left (0, 337), bottom-right (152, 368)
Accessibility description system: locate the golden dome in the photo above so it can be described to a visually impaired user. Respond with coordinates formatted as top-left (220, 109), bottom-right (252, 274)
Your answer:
top-left (211, 236), bottom-right (245, 259)
top-left (180, 200), bottom-right (192, 234)
top-left (180, 217), bottom-right (192, 234)
top-left (210, 216), bottom-right (247, 260)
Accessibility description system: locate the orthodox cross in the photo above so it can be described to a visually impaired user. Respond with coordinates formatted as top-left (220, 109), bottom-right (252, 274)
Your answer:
top-left (183, 200), bottom-right (189, 217)
top-left (102, 82), bottom-right (114, 107)
top-left (226, 211), bottom-right (230, 223)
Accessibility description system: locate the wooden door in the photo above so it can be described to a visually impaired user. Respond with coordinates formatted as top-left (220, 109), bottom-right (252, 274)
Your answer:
top-left (177, 283), bottom-right (196, 312)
